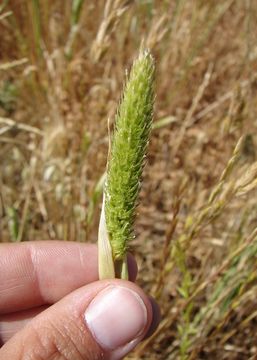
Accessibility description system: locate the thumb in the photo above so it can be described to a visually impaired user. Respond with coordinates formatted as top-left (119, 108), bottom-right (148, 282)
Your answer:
top-left (0, 280), bottom-right (156, 360)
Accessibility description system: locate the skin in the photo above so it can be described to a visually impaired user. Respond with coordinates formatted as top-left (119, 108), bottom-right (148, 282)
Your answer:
top-left (0, 241), bottom-right (160, 359)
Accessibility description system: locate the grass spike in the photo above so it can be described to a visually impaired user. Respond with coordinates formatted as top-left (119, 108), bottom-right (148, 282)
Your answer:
top-left (98, 49), bottom-right (154, 279)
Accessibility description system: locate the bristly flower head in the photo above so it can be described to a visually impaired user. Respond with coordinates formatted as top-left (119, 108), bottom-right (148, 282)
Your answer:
top-left (104, 49), bottom-right (154, 262)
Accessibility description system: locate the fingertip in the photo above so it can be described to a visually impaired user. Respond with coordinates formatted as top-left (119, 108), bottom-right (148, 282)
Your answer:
top-left (83, 281), bottom-right (153, 359)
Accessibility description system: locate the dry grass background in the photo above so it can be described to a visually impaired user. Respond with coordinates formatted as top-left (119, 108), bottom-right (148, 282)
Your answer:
top-left (1, 0), bottom-right (257, 359)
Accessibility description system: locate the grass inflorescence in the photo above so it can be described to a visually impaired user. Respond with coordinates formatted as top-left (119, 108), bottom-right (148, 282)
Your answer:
top-left (105, 50), bottom-right (154, 261)
top-left (98, 50), bottom-right (154, 280)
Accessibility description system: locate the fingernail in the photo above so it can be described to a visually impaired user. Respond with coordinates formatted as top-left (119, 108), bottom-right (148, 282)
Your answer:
top-left (84, 286), bottom-right (148, 351)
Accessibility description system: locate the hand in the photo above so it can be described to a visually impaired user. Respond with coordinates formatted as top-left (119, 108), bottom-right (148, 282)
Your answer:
top-left (0, 241), bottom-right (160, 359)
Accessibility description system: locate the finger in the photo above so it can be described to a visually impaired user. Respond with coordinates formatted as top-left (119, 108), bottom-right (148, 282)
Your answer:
top-left (0, 241), bottom-right (97, 313)
top-left (0, 280), bottom-right (159, 360)
top-left (0, 241), bottom-right (137, 314)
top-left (0, 295), bottom-right (159, 344)
top-left (0, 306), bottom-right (47, 344)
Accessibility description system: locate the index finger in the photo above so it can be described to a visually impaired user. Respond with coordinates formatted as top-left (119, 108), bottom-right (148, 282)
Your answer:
top-left (0, 241), bottom-right (137, 314)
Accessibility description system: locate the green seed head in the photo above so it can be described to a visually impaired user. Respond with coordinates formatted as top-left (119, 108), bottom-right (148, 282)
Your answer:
top-left (105, 50), bottom-right (154, 261)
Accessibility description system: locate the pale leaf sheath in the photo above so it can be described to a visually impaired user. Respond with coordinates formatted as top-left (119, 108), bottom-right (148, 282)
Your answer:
top-left (98, 195), bottom-right (115, 279)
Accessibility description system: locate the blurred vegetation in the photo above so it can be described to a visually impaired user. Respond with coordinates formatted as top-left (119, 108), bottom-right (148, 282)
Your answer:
top-left (0, 0), bottom-right (257, 359)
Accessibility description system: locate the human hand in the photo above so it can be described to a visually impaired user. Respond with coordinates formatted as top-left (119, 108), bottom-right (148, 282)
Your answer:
top-left (0, 241), bottom-right (160, 359)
